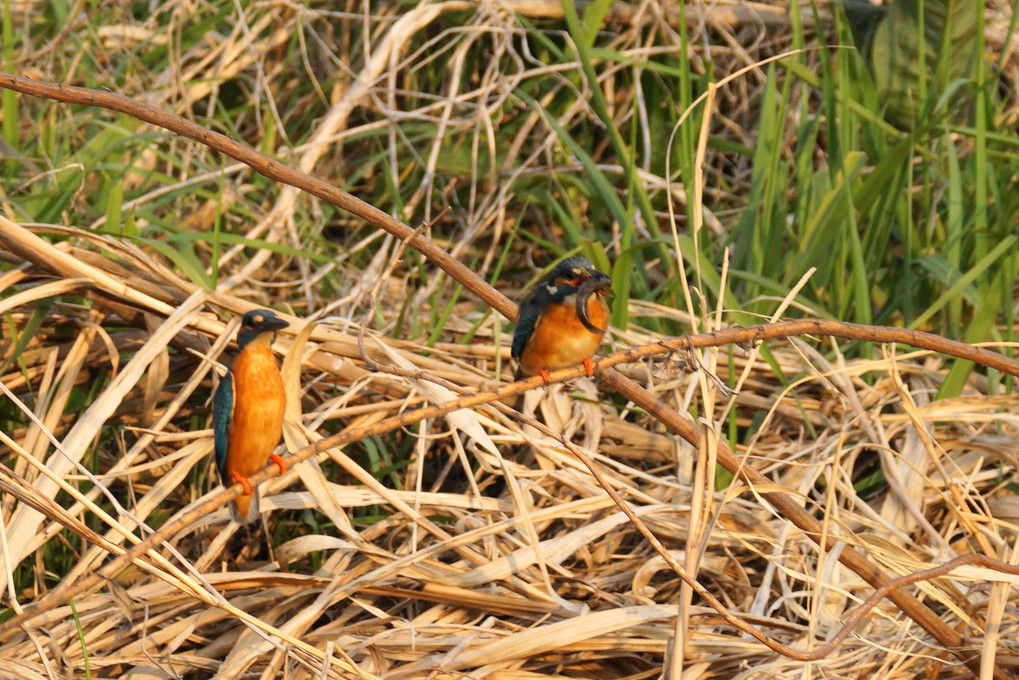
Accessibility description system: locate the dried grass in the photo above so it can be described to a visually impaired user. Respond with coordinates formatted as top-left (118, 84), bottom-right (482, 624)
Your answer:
top-left (3, 209), bottom-right (1019, 677)
top-left (1, 1), bottom-right (1018, 679)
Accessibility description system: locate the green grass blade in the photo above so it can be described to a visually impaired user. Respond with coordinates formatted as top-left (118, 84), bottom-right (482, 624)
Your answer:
top-left (69, 598), bottom-right (92, 680)
top-left (909, 235), bottom-right (1017, 330)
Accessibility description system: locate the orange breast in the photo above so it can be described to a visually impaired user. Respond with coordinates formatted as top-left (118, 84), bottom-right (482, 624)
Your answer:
top-left (518, 294), bottom-right (608, 376)
top-left (228, 345), bottom-right (286, 477)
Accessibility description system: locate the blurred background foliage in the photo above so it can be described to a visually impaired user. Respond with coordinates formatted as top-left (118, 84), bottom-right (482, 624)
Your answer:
top-left (1, 0), bottom-right (1016, 378)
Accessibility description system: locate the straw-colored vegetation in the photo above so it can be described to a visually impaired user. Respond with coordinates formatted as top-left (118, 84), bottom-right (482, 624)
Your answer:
top-left (1, 1), bottom-right (1018, 678)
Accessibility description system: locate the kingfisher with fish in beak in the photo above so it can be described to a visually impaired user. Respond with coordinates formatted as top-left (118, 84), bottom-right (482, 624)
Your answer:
top-left (511, 256), bottom-right (612, 382)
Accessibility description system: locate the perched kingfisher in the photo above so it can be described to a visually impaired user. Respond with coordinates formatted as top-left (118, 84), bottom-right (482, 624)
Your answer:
top-left (512, 256), bottom-right (612, 381)
top-left (212, 309), bottom-right (290, 524)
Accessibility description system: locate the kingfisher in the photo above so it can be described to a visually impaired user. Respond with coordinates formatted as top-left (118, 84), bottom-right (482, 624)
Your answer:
top-left (511, 256), bottom-right (612, 382)
top-left (212, 309), bottom-right (290, 524)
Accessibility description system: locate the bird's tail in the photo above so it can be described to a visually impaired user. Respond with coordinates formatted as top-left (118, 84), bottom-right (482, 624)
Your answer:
top-left (230, 490), bottom-right (260, 524)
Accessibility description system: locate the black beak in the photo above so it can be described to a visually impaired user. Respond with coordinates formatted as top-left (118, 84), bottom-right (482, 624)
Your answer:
top-left (257, 317), bottom-right (290, 333)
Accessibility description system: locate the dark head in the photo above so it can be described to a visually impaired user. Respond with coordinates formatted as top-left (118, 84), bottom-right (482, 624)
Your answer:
top-left (539, 256), bottom-right (612, 302)
top-left (236, 309), bottom-right (289, 349)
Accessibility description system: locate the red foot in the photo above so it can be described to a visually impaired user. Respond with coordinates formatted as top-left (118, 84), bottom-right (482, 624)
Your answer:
top-left (537, 369), bottom-right (551, 386)
top-left (270, 453), bottom-right (287, 475)
top-left (230, 471), bottom-right (252, 495)
top-left (582, 356), bottom-right (595, 377)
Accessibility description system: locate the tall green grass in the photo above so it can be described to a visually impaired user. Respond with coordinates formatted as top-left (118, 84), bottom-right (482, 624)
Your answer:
top-left (504, 3), bottom-right (1016, 385)
top-left (6, 2), bottom-right (1013, 355)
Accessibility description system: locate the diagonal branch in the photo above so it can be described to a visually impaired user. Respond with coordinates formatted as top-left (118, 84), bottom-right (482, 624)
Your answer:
top-left (0, 71), bottom-right (516, 322)
top-left (1, 72), bottom-right (1013, 678)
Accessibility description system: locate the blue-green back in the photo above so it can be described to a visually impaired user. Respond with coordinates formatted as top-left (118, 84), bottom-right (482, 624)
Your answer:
top-left (511, 294), bottom-right (542, 360)
top-left (212, 373), bottom-right (234, 486)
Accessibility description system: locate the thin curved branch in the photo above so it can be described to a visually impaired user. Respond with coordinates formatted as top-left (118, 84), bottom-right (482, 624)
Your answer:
top-left (1, 73), bottom-right (1013, 678)
top-left (0, 71), bottom-right (517, 322)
